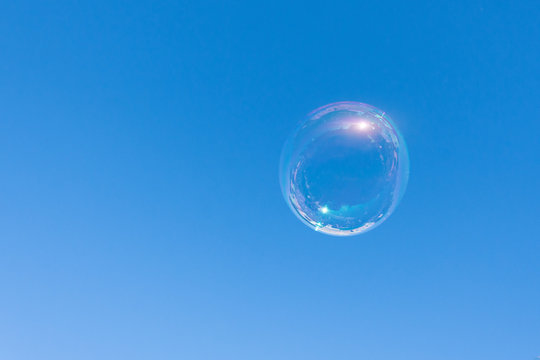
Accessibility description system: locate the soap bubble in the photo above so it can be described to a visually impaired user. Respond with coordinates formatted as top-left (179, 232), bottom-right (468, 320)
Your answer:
top-left (280, 102), bottom-right (409, 236)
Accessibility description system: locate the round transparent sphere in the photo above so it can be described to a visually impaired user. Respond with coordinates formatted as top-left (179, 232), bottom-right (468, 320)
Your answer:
top-left (280, 102), bottom-right (409, 236)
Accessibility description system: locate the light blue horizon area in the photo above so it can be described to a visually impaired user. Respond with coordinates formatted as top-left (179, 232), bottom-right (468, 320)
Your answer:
top-left (1, 1), bottom-right (539, 359)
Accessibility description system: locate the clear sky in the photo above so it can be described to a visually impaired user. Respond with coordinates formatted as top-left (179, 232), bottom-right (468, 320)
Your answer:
top-left (0, 1), bottom-right (539, 359)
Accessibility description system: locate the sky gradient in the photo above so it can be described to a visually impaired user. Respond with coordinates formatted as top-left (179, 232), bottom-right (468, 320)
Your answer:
top-left (1, 1), bottom-right (539, 359)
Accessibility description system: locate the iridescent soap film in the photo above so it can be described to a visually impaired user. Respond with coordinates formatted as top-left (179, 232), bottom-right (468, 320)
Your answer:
top-left (280, 102), bottom-right (409, 236)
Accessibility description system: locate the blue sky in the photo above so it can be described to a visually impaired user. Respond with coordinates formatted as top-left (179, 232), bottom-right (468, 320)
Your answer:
top-left (0, 1), bottom-right (539, 359)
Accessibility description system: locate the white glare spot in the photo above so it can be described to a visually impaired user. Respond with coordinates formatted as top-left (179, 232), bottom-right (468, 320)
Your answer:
top-left (356, 121), bottom-right (371, 131)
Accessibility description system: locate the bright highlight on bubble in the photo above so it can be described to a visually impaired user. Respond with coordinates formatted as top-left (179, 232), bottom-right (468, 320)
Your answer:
top-left (279, 102), bottom-right (409, 236)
